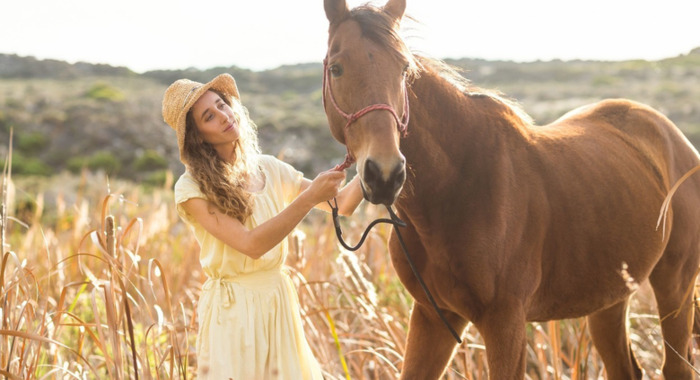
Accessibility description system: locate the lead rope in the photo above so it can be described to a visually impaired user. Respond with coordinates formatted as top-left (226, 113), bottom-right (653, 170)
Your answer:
top-left (327, 197), bottom-right (463, 344)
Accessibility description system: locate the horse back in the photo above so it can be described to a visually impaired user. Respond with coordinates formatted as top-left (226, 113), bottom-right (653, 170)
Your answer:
top-left (550, 99), bottom-right (699, 184)
top-left (522, 99), bottom-right (700, 320)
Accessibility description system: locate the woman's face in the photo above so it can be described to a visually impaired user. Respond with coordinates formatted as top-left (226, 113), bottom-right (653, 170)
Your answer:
top-left (190, 90), bottom-right (240, 148)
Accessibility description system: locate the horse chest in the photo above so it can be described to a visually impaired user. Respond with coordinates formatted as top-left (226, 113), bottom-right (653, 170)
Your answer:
top-left (387, 218), bottom-right (495, 316)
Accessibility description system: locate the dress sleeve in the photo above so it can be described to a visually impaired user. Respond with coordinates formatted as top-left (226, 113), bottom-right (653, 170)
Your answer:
top-left (174, 171), bottom-right (206, 224)
top-left (265, 155), bottom-right (304, 205)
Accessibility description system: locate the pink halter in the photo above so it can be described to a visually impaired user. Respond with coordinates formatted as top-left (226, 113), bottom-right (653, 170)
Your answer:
top-left (322, 57), bottom-right (410, 171)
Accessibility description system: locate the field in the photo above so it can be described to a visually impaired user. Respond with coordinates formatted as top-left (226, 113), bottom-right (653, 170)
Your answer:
top-left (1, 163), bottom-right (694, 379)
top-left (2, 40), bottom-right (700, 380)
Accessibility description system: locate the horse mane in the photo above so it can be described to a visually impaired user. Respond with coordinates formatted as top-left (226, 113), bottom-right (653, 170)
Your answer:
top-left (347, 3), bottom-right (534, 127)
top-left (415, 57), bottom-right (535, 126)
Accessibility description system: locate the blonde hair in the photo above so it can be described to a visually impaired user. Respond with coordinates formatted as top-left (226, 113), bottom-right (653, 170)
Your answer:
top-left (182, 90), bottom-right (261, 222)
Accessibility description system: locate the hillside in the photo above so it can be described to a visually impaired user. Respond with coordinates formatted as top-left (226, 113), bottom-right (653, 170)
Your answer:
top-left (0, 49), bottom-right (698, 183)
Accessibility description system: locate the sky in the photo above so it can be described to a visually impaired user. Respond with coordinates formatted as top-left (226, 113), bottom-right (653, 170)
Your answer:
top-left (2, 0), bottom-right (699, 73)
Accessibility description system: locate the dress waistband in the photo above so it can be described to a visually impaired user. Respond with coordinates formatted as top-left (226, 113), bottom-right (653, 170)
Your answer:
top-left (202, 268), bottom-right (286, 291)
top-left (200, 269), bottom-right (289, 346)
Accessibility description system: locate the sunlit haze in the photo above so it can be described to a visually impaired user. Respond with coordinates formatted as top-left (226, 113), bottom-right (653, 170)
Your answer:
top-left (2, 0), bottom-right (699, 73)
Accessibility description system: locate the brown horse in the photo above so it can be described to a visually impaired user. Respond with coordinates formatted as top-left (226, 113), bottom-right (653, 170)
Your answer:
top-left (322, 0), bottom-right (700, 378)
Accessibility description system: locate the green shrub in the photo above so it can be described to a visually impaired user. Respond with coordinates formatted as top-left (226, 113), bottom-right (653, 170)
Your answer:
top-left (20, 159), bottom-right (53, 176)
top-left (66, 156), bottom-right (87, 174)
top-left (1, 153), bottom-right (53, 176)
top-left (133, 149), bottom-right (168, 172)
top-left (5, 98), bottom-right (22, 109)
top-left (591, 75), bottom-right (619, 87)
top-left (84, 82), bottom-right (125, 102)
top-left (17, 132), bottom-right (49, 154)
top-left (42, 110), bottom-right (67, 125)
top-left (66, 152), bottom-right (122, 174)
top-left (143, 170), bottom-right (169, 187)
top-left (0, 112), bottom-right (9, 133)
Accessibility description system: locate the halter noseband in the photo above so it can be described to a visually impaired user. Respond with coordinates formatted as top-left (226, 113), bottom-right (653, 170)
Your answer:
top-left (322, 57), bottom-right (410, 171)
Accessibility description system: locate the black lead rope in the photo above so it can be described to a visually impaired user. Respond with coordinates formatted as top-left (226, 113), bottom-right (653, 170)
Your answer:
top-left (328, 197), bottom-right (405, 251)
top-left (327, 198), bottom-right (463, 344)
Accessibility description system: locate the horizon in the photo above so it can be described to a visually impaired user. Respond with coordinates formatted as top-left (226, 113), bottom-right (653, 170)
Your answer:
top-left (3, 45), bottom-right (698, 75)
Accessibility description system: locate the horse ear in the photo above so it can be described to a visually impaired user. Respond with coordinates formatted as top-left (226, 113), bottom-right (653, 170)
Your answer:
top-left (383, 0), bottom-right (406, 22)
top-left (324, 0), bottom-right (349, 24)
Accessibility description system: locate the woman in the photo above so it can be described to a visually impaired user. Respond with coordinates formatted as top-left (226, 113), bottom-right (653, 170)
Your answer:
top-left (162, 73), bottom-right (363, 379)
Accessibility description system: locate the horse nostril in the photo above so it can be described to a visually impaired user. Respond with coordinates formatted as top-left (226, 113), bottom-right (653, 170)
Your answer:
top-left (364, 159), bottom-right (381, 186)
top-left (392, 164), bottom-right (406, 189)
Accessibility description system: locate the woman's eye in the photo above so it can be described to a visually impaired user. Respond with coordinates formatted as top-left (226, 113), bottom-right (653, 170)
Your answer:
top-left (329, 64), bottom-right (343, 77)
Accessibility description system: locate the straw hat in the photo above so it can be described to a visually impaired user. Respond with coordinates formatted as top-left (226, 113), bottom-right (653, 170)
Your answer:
top-left (162, 73), bottom-right (240, 164)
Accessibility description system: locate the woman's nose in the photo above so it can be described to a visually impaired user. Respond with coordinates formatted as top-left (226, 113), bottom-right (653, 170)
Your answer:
top-left (216, 109), bottom-right (228, 123)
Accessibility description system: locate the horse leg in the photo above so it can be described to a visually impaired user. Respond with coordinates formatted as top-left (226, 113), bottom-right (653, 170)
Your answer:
top-left (399, 303), bottom-right (466, 380)
top-left (694, 289), bottom-right (700, 348)
top-left (649, 249), bottom-right (698, 380)
top-left (587, 298), bottom-right (643, 379)
top-left (475, 302), bottom-right (528, 379)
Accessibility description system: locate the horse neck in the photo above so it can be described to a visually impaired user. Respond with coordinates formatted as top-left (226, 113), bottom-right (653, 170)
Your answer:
top-left (399, 68), bottom-right (531, 202)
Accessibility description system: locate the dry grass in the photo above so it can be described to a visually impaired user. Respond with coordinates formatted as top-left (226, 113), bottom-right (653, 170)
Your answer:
top-left (0, 165), bottom-right (694, 379)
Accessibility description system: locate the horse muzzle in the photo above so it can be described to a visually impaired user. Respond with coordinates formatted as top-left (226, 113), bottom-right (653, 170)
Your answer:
top-left (360, 157), bottom-right (406, 205)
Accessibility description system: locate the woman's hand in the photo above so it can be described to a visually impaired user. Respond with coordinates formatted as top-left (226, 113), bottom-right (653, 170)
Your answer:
top-left (302, 169), bottom-right (346, 205)
top-left (299, 171), bottom-right (364, 215)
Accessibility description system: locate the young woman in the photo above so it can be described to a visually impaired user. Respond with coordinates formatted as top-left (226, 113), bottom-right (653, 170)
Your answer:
top-left (162, 73), bottom-right (363, 379)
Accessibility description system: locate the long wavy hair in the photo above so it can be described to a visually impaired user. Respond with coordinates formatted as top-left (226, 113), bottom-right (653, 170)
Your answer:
top-left (182, 90), bottom-right (261, 222)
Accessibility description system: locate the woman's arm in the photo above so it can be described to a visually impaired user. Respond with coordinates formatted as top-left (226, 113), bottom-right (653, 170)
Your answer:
top-left (181, 170), bottom-right (345, 259)
top-left (303, 174), bottom-right (364, 216)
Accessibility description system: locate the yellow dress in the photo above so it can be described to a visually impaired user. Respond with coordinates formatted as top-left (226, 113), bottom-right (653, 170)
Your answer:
top-left (174, 154), bottom-right (323, 380)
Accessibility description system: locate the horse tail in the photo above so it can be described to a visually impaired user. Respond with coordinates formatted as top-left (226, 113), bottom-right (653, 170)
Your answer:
top-left (657, 164), bottom-right (700, 239)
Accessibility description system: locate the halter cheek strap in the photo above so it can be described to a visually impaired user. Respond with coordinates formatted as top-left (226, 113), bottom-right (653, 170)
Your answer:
top-left (322, 57), bottom-right (410, 171)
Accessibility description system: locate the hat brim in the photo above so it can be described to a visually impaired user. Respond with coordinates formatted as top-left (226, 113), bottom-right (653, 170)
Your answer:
top-left (176, 73), bottom-right (240, 134)
top-left (173, 73), bottom-right (241, 164)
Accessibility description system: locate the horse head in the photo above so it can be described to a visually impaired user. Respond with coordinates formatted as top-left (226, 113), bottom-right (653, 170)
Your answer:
top-left (323, 0), bottom-right (416, 205)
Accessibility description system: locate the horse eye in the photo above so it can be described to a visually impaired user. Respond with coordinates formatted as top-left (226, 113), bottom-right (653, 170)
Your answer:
top-left (402, 64), bottom-right (410, 76)
top-left (329, 64), bottom-right (344, 77)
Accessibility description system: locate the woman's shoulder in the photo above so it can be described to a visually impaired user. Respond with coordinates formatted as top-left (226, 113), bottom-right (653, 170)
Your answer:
top-left (174, 170), bottom-right (204, 200)
top-left (174, 170), bottom-right (197, 188)
top-left (257, 154), bottom-right (299, 174)
top-left (256, 154), bottom-right (277, 167)
top-left (256, 155), bottom-right (303, 202)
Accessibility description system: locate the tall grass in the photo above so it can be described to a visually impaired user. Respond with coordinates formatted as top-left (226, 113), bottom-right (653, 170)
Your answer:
top-left (0, 165), bottom-right (690, 379)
